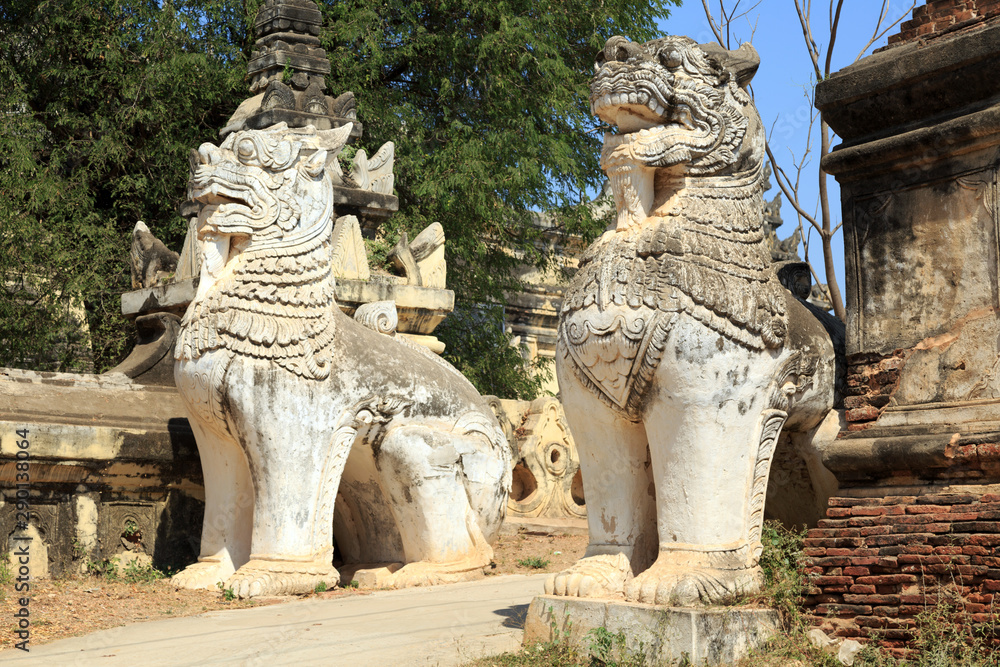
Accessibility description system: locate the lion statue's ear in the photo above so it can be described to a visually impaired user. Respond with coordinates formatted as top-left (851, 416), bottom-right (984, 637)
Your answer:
top-left (302, 150), bottom-right (327, 178)
top-left (697, 42), bottom-right (760, 88)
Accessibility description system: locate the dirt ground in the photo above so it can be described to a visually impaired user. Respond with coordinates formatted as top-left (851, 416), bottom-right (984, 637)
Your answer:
top-left (490, 530), bottom-right (588, 576)
top-left (0, 530), bottom-right (587, 650)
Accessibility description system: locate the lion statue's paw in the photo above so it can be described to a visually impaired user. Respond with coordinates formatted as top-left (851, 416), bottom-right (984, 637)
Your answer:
top-left (544, 553), bottom-right (632, 598)
top-left (376, 559), bottom-right (488, 589)
top-left (171, 559), bottom-right (236, 591)
top-left (625, 560), bottom-right (763, 606)
top-left (225, 559), bottom-right (339, 598)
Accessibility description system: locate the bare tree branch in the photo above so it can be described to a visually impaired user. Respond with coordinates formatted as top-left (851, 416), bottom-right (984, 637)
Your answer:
top-left (701, 0), bottom-right (726, 46)
top-left (765, 142), bottom-right (821, 232)
top-left (854, 1), bottom-right (916, 62)
top-left (793, 0), bottom-right (822, 80)
top-left (824, 0), bottom-right (844, 78)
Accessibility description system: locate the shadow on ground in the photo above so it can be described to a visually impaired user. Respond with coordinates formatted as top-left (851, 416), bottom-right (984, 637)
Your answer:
top-left (494, 603), bottom-right (529, 629)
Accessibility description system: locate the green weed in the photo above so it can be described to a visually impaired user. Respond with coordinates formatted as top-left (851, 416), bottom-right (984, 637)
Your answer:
top-left (587, 626), bottom-right (646, 667)
top-left (516, 557), bottom-right (550, 570)
top-left (0, 551), bottom-right (12, 586)
top-left (86, 555), bottom-right (168, 583)
top-left (216, 581), bottom-right (236, 602)
top-left (854, 590), bottom-right (1000, 667)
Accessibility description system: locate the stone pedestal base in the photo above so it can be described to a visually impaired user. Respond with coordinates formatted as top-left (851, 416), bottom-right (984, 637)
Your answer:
top-left (522, 595), bottom-right (780, 666)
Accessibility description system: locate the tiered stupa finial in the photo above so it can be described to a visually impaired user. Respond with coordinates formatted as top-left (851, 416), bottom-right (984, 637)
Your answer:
top-left (222, 0), bottom-right (360, 139)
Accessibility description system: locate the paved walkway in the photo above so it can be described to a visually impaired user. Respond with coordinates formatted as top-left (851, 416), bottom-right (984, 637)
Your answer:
top-left (2, 574), bottom-right (548, 666)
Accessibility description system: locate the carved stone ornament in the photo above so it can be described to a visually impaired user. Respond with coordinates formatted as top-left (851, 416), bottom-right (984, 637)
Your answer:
top-left (549, 35), bottom-right (844, 605)
top-left (507, 397), bottom-right (586, 519)
top-left (172, 122), bottom-right (511, 598)
top-left (130, 221), bottom-right (179, 289)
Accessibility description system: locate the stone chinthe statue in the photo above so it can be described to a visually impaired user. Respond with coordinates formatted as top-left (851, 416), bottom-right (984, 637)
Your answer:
top-left (170, 123), bottom-right (511, 598)
top-left (546, 35), bottom-right (843, 607)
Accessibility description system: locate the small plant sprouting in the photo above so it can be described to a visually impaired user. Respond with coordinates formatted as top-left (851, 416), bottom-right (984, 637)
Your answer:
top-left (87, 556), bottom-right (166, 583)
top-left (121, 559), bottom-right (166, 583)
top-left (314, 581), bottom-right (327, 594)
top-left (71, 537), bottom-right (86, 560)
top-left (87, 556), bottom-right (120, 581)
top-left (122, 519), bottom-right (140, 538)
top-left (0, 552), bottom-right (12, 599)
top-left (281, 61), bottom-right (293, 84)
top-left (216, 581), bottom-right (236, 602)
top-left (587, 626), bottom-right (645, 667)
top-left (346, 579), bottom-right (360, 589)
top-left (517, 556), bottom-right (550, 570)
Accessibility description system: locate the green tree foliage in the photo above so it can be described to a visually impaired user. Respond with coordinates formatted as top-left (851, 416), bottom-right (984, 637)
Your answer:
top-left (0, 0), bottom-right (252, 371)
top-left (322, 0), bottom-right (676, 301)
top-left (436, 303), bottom-right (551, 399)
top-left (321, 0), bottom-right (677, 396)
top-left (0, 0), bottom-right (678, 398)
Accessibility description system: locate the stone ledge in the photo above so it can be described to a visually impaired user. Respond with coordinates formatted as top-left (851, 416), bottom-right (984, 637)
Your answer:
top-left (817, 21), bottom-right (1000, 143)
top-left (499, 517), bottom-right (588, 537)
top-left (121, 277), bottom-right (454, 336)
top-left (522, 595), bottom-right (779, 666)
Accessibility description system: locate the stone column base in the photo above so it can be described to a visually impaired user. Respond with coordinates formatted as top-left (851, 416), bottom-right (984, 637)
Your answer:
top-left (522, 595), bottom-right (780, 665)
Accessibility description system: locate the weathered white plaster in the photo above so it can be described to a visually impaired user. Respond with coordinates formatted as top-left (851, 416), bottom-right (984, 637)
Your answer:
top-left (8, 524), bottom-right (48, 579)
top-left (74, 494), bottom-right (99, 573)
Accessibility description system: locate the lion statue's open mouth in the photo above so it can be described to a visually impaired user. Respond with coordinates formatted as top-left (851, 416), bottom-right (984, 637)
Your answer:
top-left (589, 35), bottom-right (761, 231)
top-left (183, 123), bottom-right (350, 308)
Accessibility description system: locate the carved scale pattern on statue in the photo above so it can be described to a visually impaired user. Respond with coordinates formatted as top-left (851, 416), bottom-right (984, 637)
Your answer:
top-left (177, 221), bottom-right (337, 380)
top-left (560, 165), bottom-right (787, 419)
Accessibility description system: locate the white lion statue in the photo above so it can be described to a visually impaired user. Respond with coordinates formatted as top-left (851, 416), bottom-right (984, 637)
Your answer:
top-left (548, 35), bottom-right (843, 606)
top-left (171, 122), bottom-right (511, 598)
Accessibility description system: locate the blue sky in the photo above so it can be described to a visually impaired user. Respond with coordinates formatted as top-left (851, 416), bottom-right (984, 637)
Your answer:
top-left (655, 1), bottom-right (917, 301)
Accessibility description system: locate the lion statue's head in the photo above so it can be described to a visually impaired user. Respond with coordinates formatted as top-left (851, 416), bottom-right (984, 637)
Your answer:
top-left (591, 35), bottom-right (764, 230)
top-left (190, 122), bottom-right (352, 301)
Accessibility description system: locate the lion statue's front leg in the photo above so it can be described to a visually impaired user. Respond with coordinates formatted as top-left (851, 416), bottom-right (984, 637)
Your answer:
top-left (548, 35), bottom-right (842, 606)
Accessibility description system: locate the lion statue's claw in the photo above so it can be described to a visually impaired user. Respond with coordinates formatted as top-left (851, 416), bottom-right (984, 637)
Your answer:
top-left (225, 560), bottom-right (339, 599)
top-left (545, 553), bottom-right (632, 599)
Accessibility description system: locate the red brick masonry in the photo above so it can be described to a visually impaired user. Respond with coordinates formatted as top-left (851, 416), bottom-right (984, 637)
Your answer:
top-left (843, 352), bottom-right (905, 432)
top-left (802, 493), bottom-right (1000, 651)
top-left (889, 0), bottom-right (1000, 46)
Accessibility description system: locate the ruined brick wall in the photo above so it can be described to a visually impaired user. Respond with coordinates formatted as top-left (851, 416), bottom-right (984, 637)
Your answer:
top-left (802, 494), bottom-right (1000, 653)
top-left (843, 352), bottom-right (906, 432)
top-left (888, 0), bottom-right (1000, 46)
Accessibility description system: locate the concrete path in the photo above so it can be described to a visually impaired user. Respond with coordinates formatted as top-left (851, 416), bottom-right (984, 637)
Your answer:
top-left (2, 574), bottom-right (547, 666)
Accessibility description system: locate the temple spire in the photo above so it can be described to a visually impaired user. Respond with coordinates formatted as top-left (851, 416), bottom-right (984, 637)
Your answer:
top-left (224, 0), bottom-right (359, 138)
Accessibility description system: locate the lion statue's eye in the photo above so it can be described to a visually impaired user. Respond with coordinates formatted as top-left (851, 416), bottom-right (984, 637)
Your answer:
top-left (659, 50), bottom-right (682, 69)
top-left (237, 138), bottom-right (256, 163)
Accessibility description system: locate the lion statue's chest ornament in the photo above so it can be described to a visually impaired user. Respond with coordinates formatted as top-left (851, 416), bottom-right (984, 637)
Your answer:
top-left (171, 123), bottom-right (511, 599)
top-left (547, 36), bottom-right (843, 607)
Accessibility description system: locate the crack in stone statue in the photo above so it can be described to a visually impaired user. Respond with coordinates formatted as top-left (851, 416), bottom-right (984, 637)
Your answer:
top-left (171, 122), bottom-right (511, 598)
top-left (549, 35), bottom-right (843, 606)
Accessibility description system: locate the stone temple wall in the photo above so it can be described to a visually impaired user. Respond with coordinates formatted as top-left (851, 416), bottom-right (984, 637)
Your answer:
top-left (803, 1), bottom-right (1000, 652)
top-left (0, 369), bottom-right (204, 577)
